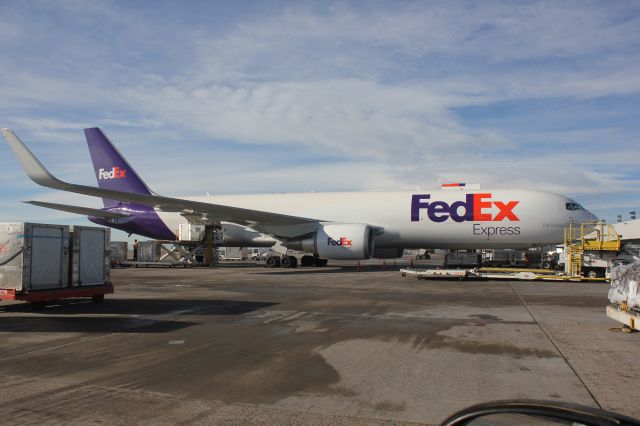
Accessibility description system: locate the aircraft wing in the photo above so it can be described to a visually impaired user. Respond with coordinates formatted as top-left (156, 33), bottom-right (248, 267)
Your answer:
top-left (1, 128), bottom-right (322, 237)
top-left (23, 201), bottom-right (130, 219)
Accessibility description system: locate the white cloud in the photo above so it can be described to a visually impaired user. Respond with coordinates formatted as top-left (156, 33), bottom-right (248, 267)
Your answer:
top-left (0, 0), bottom-right (638, 223)
top-left (123, 79), bottom-right (514, 167)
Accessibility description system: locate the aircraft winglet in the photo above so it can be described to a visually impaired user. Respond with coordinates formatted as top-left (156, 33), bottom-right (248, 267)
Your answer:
top-left (0, 128), bottom-right (67, 190)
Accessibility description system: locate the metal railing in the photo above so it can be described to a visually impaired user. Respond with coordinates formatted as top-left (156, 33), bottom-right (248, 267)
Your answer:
top-left (564, 222), bottom-right (620, 277)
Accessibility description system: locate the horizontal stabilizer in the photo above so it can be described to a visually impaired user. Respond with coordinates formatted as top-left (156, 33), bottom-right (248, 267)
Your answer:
top-left (24, 200), bottom-right (130, 219)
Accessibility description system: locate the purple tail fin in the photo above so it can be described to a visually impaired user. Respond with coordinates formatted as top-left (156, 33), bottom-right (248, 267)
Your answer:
top-left (84, 128), bottom-right (153, 207)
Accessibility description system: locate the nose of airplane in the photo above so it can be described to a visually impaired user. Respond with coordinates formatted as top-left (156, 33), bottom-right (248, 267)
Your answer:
top-left (565, 198), bottom-right (597, 224)
top-left (584, 209), bottom-right (598, 223)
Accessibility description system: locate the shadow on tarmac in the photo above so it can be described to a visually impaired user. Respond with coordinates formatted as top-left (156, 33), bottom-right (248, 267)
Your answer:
top-left (0, 316), bottom-right (198, 333)
top-left (0, 299), bottom-right (279, 334)
top-left (1, 298), bottom-right (277, 315)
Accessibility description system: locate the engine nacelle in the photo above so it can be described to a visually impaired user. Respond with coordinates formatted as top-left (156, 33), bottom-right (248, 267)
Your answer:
top-left (372, 248), bottom-right (404, 259)
top-left (288, 223), bottom-right (374, 260)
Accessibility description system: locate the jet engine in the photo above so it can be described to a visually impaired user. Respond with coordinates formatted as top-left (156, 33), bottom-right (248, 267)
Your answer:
top-left (287, 223), bottom-right (374, 260)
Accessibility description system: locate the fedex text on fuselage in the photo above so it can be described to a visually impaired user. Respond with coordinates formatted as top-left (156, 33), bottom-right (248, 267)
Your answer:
top-left (411, 193), bottom-right (520, 223)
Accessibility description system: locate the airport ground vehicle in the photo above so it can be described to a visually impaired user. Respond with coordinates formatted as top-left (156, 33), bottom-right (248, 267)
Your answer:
top-left (558, 222), bottom-right (622, 278)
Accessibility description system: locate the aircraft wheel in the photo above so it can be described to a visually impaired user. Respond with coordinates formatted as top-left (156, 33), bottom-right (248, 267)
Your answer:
top-left (281, 256), bottom-right (295, 268)
top-left (300, 255), bottom-right (314, 267)
top-left (266, 256), bottom-right (281, 268)
top-left (314, 258), bottom-right (328, 267)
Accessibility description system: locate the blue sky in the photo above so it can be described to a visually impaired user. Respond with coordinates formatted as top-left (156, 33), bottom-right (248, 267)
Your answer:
top-left (0, 0), bottom-right (639, 241)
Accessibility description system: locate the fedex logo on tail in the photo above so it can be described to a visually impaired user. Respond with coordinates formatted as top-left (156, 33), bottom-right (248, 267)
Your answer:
top-left (98, 166), bottom-right (126, 180)
top-left (411, 193), bottom-right (519, 223)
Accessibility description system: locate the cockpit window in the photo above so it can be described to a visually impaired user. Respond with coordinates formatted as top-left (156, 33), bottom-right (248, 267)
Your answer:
top-left (566, 202), bottom-right (585, 211)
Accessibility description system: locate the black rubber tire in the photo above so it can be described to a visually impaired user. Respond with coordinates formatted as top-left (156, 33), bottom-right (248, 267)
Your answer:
top-left (541, 261), bottom-right (551, 269)
top-left (316, 258), bottom-right (328, 267)
top-left (300, 255), bottom-right (314, 267)
top-left (290, 256), bottom-right (298, 268)
top-left (587, 269), bottom-right (598, 279)
top-left (266, 256), bottom-right (280, 268)
top-left (281, 256), bottom-right (292, 268)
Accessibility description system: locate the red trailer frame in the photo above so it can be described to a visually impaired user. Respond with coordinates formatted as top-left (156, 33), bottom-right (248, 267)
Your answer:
top-left (0, 284), bottom-right (114, 303)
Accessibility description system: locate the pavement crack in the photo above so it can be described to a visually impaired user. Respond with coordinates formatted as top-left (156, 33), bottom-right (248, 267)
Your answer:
top-left (508, 281), bottom-right (602, 409)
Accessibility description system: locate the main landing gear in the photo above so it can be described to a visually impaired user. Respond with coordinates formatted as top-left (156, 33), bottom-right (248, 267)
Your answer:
top-left (265, 255), bottom-right (328, 268)
top-left (302, 255), bottom-right (328, 267)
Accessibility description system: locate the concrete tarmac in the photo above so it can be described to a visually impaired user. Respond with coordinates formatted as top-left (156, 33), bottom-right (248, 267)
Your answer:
top-left (0, 265), bottom-right (638, 425)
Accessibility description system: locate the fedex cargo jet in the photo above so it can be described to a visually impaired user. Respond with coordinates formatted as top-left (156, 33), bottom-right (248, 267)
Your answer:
top-left (1, 128), bottom-right (595, 266)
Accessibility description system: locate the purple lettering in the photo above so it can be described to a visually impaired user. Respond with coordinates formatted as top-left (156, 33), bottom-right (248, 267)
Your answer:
top-left (411, 194), bottom-right (430, 222)
top-left (427, 201), bottom-right (449, 222)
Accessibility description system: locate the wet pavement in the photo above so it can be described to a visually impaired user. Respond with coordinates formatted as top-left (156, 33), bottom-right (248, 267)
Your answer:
top-left (0, 265), bottom-right (637, 425)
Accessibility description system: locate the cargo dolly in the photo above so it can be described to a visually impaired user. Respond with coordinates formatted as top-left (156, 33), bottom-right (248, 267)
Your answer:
top-left (400, 267), bottom-right (608, 282)
top-left (606, 304), bottom-right (640, 332)
top-left (120, 260), bottom-right (189, 268)
top-left (0, 222), bottom-right (114, 308)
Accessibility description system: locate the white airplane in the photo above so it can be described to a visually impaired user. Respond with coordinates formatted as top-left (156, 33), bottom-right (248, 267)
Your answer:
top-left (1, 128), bottom-right (596, 267)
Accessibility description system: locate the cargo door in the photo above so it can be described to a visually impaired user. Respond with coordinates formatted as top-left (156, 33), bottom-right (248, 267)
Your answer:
top-left (79, 229), bottom-right (105, 285)
top-left (30, 226), bottom-right (64, 290)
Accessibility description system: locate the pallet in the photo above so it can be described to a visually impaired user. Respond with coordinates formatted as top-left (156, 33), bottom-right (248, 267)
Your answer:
top-left (606, 304), bottom-right (640, 331)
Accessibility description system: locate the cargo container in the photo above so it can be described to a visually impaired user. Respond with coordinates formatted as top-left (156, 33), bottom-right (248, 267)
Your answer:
top-left (138, 240), bottom-right (162, 262)
top-left (178, 224), bottom-right (206, 242)
top-left (444, 251), bottom-right (480, 268)
top-left (109, 241), bottom-right (128, 266)
top-left (0, 222), bottom-right (70, 291)
top-left (70, 226), bottom-right (110, 286)
top-left (0, 222), bottom-right (113, 306)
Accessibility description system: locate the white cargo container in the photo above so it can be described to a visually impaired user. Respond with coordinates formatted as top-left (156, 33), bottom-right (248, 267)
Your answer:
top-left (109, 241), bottom-right (128, 266)
top-left (70, 226), bottom-right (110, 286)
top-left (0, 222), bottom-right (70, 291)
top-left (178, 224), bottom-right (206, 242)
top-left (139, 240), bottom-right (162, 262)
